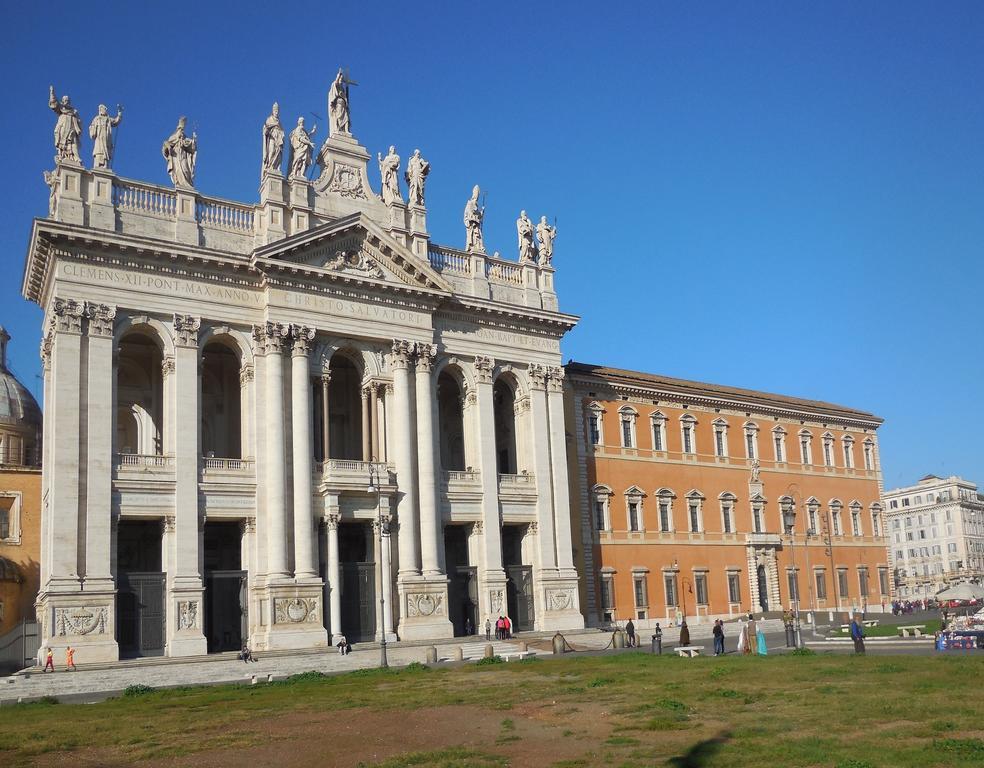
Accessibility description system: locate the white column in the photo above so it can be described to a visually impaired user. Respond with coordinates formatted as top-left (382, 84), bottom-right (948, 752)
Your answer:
top-left (474, 356), bottom-right (505, 578)
top-left (414, 344), bottom-right (441, 575)
top-left (370, 383), bottom-right (381, 461)
top-left (361, 387), bottom-right (371, 462)
top-left (47, 299), bottom-right (86, 588)
top-left (320, 372), bottom-right (330, 461)
top-left (547, 368), bottom-right (576, 574)
top-left (83, 303), bottom-right (117, 587)
top-left (528, 365), bottom-right (558, 572)
top-left (381, 498), bottom-right (395, 638)
top-left (260, 322), bottom-right (290, 579)
top-left (325, 510), bottom-right (342, 643)
top-left (39, 332), bottom-right (53, 589)
top-left (390, 340), bottom-right (420, 577)
top-left (290, 325), bottom-right (317, 579)
top-left (376, 386), bottom-right (388, 462)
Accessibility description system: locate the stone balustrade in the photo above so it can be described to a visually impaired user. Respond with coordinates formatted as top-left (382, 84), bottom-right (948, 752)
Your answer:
top-left (201, 457), bottom-right (255, 472)
top-left (317, 459), bottom-right (396, 486)
top-left (115, 453), bottom-right (174, 469)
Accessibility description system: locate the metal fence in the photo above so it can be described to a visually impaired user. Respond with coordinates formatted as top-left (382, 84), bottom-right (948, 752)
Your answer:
top-left (0, 620), bottom-right (39, 675)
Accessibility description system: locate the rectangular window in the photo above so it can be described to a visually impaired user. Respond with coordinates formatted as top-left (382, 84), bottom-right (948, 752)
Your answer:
top-left (753, 506), bottom-right (763, 533)
top-left (682, 426), bottom-right (693, 454)
top-left (589, 415), bottom-right (601, 445)
top-left (837, 569), bottom-right (849, 600)
top-left (652, 422), bottom-right (663, 451)
top-left (746, 432), bottom-right (756, 459)
top-left (787, 571), bottom-right (799, 602)
top-left (0, 507), bottom-right (8, 540)
top-left (852, 512), bottom-right (861, 537)
top-left (878, 568), bottom-right (889, 596)
top-left (832, 512), bottom-right (841, 537)
top-left (715, 430), bottom-right (725, 457)
top-left (864, 444), bottom-right (873, 470)
top-left (823, 440), bottom-right (833, 467)
top-left (601, 578), bottom-right (614, 610)
top-left (634, 576), bottom-right (648, 608)
top-left (843, 444), bottom-right (853, 468)
top-left (594, 500), bottom-right (606, 531)
top-left (859, 569), bottom-right (869, 595)
top-left (694, 573), bottom-right (708, 605)
top-left (659, 501), bottom-right (671, 532)
top-left (808, 508), bottom-right (818, 535)
top-left (722, 505), bottom-right (732, 534)
top-left (628, 502), bottom-right (640, 532)
top-left (800, 438), bottom-right (810, 464)
top-left (815, 571), bottom-right (827, 600)
top-left (689, 503), bottom-right (700, 533)
top-left (621, 420), bottom-right (633, 448)
top-left (774, 435), bottom-right (784, 462)
top-left (664, 574), bottom-right (679, 607)
top-left (728, 572), bottom-right (741, 603)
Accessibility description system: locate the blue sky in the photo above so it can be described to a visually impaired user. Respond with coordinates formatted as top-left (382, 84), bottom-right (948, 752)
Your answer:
top-left (1, 2), bottom-right (981, 489)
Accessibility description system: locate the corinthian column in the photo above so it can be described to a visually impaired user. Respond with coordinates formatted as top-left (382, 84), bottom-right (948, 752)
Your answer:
top-left (527, 364), bottom-right (558, 573)
top-left (291, 325), bottom-right (317, 579)
top-left (414, 343), bottom-right (441, 575)
top-left (324, 510), bottom-right (342, 643)
top-left (473, 355), bottom-right (506, 622)
top-left (546, 367), bottom-right (576, 576)
top-left (390, 340), bottom-right (420, 577)
top-left (257, 322), bottom-right (290, 579)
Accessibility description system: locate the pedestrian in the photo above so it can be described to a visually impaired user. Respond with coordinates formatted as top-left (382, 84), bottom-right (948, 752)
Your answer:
top-left (65, 645), bottom-right (77, 671)
top-left (336, 634), bottom-right (351, 655)
top-left (239, 643), bottom-right (258, 663)
top-left (626, 618), bottom-right (636, 648)
top-left (679, 619), bottom-right (690, 646)
top-left (756, 621), bottom-right (768, 655)
top-left (465, 616), bottom-right (473, 636)
top-left (495, 616), bottom-right (503, 640)
top-left (485, 617), bottom-right (492, 641)
top-left (43, 647), bottom-right (55, 672)
top-left (712, 620), bottom-right (724, 655)
top-left (736, 617), bottom-right (748, 654)
top-left (504, 615), bottom-right (512, 639)
top-left (850, 614), bottom-right (866, 655)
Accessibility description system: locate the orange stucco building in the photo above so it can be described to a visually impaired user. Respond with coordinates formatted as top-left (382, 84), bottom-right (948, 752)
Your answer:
top-left (565, 362), bottom-right (889, 629)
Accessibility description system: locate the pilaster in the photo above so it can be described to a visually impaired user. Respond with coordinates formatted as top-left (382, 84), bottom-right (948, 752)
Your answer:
top-left (287, 177), bottom-right (312, 235)
top-left (259, 171), bottom-right (287, 244)
top-left (53, 162), bottom-right (84, 225)
top-left (174, 188), bottom-right (198, 245)
top-left (528, 364), bottom-right (558, 580)
top-left (408, 204), bottom-right (428, 259)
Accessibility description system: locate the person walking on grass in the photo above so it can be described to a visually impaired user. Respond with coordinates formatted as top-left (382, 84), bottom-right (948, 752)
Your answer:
top-left (850, 614), bottom-right (866, 655)
top-left (65, 646), bottom-right (77, 671)
top-left (43, 647), bottom-right (54, 672)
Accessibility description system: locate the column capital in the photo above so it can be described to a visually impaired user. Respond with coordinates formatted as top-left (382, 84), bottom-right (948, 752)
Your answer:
top-left (239, 363), bottom-right (254, 386)
top-left (320, 371), bottom-right (331, 385)
top-left (528, 363), bottom-right (548, 391)
top-left (85, 302), bottom-right (117, 337)
top-left (161, 356), bottom-right (176, 379)
top-left (172, 314), bottom-right (201, 348)
top-left (390, 339), bottom-right (415, 370)
top-left (473, 355), bottom-right (495, 384)
top-left (413, 342), bottom-right (437, 373)
top-left (52, 296), bottom-right (86, 333)
top-left (546, 365), bottom-right (565, 393)
top-left (252, 321), bottom-right (290, 354)
top-left (39, 329), bottom-right (53, 370)
top-left (322, 512), bottom-right (340, 531)
top-left (290, 324), bottom-right (316, 356)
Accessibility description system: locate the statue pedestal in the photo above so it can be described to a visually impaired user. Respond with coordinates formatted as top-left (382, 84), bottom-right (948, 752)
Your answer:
top-left (88, 167), bottom-right (116, 231)
top-left (54, 162), bottom-right (84, 225)
top-left (174, 187), bottom-right (198, 245)
top-left (386, 200), bottom-right (408, 247)
top-left (408, 204), bottom-right (428, 259)
top-left (538, 264), bottom-right (558, 311)
top-left (287, 177), bottom-right (312, 235)
top-left (260, 172), bottom-right (287, 244)
top-left (396, 575), bottom-right (454, 641)
top-left (521, 262), bottom-right (539, 307)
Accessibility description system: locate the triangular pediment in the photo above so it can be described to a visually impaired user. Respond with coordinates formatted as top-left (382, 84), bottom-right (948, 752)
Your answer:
top-left (252, 213), bottom-right (451, 294)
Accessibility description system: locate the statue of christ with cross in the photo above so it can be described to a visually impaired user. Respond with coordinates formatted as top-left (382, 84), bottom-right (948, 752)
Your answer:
top-left (329, 68), bottom-right (357, 136)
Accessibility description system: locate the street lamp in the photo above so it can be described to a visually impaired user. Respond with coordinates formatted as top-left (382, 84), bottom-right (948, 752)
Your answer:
top-left (367, 461), bottom-right (388, 669)
top-left (780, 499), bottom-right (803, 648)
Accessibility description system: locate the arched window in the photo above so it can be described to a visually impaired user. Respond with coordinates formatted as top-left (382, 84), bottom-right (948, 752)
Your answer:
top-left (115, 331), bottom-right (165, 456)
top-left (437, 370), bottom-right (466, 470)
top-left (327, 353), bottom-right (363, 460)
top-left (493, 377), bottom-right (518, 474)
top-left (201, 340), bottom-right (242, 459)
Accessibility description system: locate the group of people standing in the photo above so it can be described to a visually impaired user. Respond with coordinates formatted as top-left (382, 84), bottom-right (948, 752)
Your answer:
top-left (492, 616), bottom-right (513, 640)
top-left (736, 614), bottom-right (769, 655)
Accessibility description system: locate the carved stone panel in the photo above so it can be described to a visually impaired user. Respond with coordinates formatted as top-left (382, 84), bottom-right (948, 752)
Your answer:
top-left (406, 592), bottom-right (444, 617)
top-left (544, 588), bottom-right (575, 613)
top-left (55, 606), bottom-right (108, 636)
top-left (274, 597), bottom-right (320, 624)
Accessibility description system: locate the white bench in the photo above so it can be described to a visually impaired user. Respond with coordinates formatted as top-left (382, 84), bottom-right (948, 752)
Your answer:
top-left (675, 646), bottom-right (702, 658)
top-left (502, 651), bottom-right (535, 661)
top-left (898, 625), bottom-right (926, 638)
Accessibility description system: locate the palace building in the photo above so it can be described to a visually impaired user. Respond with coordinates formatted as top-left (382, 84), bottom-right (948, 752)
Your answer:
top-left (22, 77), bottom-right (582, 661)
top-left (566, 363), bottom-right (891, 628)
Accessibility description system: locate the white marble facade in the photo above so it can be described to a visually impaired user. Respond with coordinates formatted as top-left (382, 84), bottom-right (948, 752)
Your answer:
top-left (23, 78), bottom-right (583, 662)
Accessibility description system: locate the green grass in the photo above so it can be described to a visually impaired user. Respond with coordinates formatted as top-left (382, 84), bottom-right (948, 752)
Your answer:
top-left (1, 653), bottom-right (983, 767)
top-left (832, 619), bottom-right (941, 637)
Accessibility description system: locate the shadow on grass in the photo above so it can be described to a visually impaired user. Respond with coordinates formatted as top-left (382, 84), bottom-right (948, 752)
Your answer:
top-left (667, 730), bottom-right (732, 767)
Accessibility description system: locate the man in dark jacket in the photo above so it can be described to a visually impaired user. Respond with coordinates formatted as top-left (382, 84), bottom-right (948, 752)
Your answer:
top-left (850, 615), bottom-right (866, 654)
top-left (626, 619), bottom-right (636, 647)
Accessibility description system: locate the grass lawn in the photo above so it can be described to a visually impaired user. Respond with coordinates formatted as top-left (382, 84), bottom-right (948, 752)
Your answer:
top-left (831, 619), bottom-right (942, 638)
top-left (1, 653), bottom-right (983, 767)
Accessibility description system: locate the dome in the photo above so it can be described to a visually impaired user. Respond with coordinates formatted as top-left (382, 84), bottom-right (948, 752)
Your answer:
top-left (0, 327), bottom-right (42, 466)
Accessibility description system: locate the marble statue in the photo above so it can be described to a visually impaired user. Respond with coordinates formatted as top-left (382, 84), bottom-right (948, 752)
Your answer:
top-left (288, 117), bottom-right (317, 179)
top-left (161, 117), bottom-right (197, 188)
top-left (88, 104), bottom-right (123, 170)
top-left (751, 458), bottom-right (761, 483)
top-left (517, 210), bottom-right (536, 263)
top-left (536, 216), bottom-right (556, 265)
top-left (405, 149), bottom-right (430, 206)
top-left (43, 171), bottom-right (58, 217)
top-left (464, 185), bottom-right (485, 253)
top-left (377, 146), bottom-right (402, 205)
top-left (329, 69), bottom-right (351, 135)
top-left (48, 86), bottom-right (82, 164)
top-left (261, 102), bottom-right (285, 175)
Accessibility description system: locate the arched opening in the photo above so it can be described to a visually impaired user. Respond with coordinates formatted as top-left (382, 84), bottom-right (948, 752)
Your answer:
top-left (493, 378), bottom-right (517, 474)
top-left (327, 354), bottom-right (362, 460)
top-left (437, 371), bottom-right (466, 471)
top-left (115, 332), bottom-right (164, 455)
top-left (200, 341), bottom-right (242, 459)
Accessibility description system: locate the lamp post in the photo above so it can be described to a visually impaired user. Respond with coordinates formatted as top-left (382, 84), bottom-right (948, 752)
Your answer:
top-left (367, 461), bottom-right (388, 669)
top-left (780, 499), bottom-right (803, 648)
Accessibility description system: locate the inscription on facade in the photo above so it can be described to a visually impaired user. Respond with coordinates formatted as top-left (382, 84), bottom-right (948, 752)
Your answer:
top-left (61, 263), bottom-right (263, 305)
top-left (436, 318), bottom-right (560, 353)
top-left (274, 289), bottom-right (428, 328)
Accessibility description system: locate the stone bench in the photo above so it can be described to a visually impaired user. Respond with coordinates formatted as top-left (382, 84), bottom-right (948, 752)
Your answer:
top-left (839, 620), bottom-right (879, 631)
top-left (502, 651), bottom-right (536, 662)
top-left (675, 646), bottom-right (702, 658)
top-left (898, 625), bottom-right (926, 638)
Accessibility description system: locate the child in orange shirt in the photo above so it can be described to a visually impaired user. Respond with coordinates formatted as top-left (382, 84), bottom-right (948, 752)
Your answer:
top-left (66, 646), bottom-right (77, 671)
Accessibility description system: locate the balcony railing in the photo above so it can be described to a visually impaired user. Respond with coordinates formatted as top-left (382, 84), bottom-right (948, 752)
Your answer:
top-left (115, 453), bottom-right (175, 469)
top-left (318, 459), bottom-right (395, 484)
top-left (201, 457), bottom-right (254, 472)
top-left (427, 244), bottom-right (472, 275)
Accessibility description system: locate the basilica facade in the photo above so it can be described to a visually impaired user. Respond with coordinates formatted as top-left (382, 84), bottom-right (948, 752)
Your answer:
top-left (23, 78), bottom-right (582, 661)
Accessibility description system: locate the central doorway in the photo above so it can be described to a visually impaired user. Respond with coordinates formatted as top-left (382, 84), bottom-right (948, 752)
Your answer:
top-left (757, 564), bottom-right (770, 612)
top-left (445, 524), bottom-right (477, 636)
top-left (203, 522), bottom-right (246, 653)
top-left (339, 523), bottom-right (375, 642)
top-left (502, 524), bottom-right (534, 632)
top-left (116, 520), bottom-right (166, 658)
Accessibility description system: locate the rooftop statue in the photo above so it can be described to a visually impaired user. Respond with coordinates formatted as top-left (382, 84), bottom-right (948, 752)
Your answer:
top-left (377, 146), bottom-right (402, 205)
top-left (329, 69), bottom-right (352, 135)
top-left (48, 85), bottom-right (82, 165)
top-left (517, 210), bottom-right (536, 263)
top-left (536, 216), bottom-right (556, 265)
top-left (405, 149), bottom-right (430, 207)
top-left (89, 103), bottom-right (123, 170)
top-left (161, 117), bottom-right (197, 188)
top-left (261, 103), bottom-right (285, 176)
top-left (288, 117), bottom-right (317, 179)
top-left (464, 185), bottom-right (485, 254)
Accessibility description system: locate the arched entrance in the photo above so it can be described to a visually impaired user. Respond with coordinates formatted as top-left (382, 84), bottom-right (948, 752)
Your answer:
top-left (437, 371), bottom-right (466, 471)
top-left (200, 341), bottom-right (242, 459)
top-left (493, 378), bottom-right (517, 474)
top-left (327, 355), bottom-right (363, 460)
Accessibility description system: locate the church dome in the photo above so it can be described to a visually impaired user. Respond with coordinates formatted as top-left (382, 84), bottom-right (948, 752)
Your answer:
top-left (0, 327), bottom-right (42, 466)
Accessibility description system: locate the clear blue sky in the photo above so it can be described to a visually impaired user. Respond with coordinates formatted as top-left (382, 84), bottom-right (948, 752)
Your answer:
top-left (2, 2), bottom-right (981, 489)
